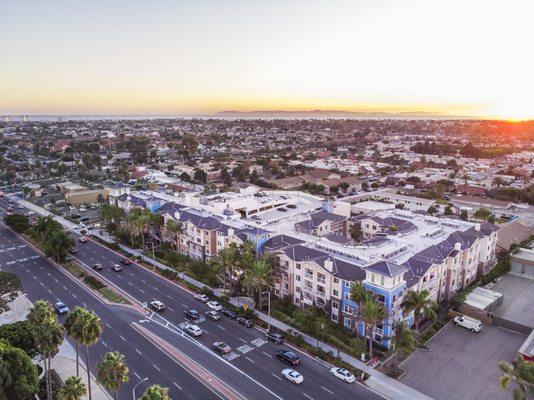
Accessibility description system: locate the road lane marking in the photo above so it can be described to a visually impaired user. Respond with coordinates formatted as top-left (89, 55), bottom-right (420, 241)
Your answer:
top-left (39, 282), bottom-right (44, 287)
top-left (120, 335), bottom-right (126, 341)
top-left (63, 286), bottom-right (67, 290)
top-left (133, 372), bottom-right (141, 380)
top-left (105, 323), bottom-right (112, 328)
top-left (271, 373), bottom-right (282, 381)
top-left (262, 351), bottom-right (272, 358)
top-left (140, 279), bottom-right (147, 284)
top-left (321, 386), bottom-right (334, 394)
top-left (135, 349), bottom-right (142, 355)
top-left (217, 325), bottom-right (226, 331)
top-left (139, 289), bottom-right (145, 293)
top-left (82, 302), bottom-right (88, 308)
top-left (127, 281), bottom-right (133, 286)
top-left (238, 337), bottom-right (247, 343)
top-left (173, 382), bottom-right (182, 390)
top-left (303, 394), bottom-right (314, 400)
top-left (47, 289), bottom-right (52, 294)
top-left (54, 279), bottom-right (59, 283)
top-left (244, 356), bottom-right (255, 363)
top-left (165, 294), bottom-right (172, 299)
top-left (152, 364), bottom-right (160, 371)
top-left (102, 341), bottom-right (108, 348)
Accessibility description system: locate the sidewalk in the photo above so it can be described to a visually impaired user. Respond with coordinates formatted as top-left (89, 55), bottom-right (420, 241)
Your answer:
top-left (13, 196), bottom-right (432, 400)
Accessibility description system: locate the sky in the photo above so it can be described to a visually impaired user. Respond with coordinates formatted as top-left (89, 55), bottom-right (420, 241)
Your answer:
top-left (1, 0), bottom-right (533, 119)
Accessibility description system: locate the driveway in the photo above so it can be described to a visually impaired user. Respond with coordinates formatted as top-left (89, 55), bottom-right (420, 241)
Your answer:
top-left (400, 321), bottom-right (526, 400)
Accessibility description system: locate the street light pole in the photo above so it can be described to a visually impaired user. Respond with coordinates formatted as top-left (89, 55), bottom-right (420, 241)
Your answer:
top-left (132, 377), bottom-right (148, 400)
top-left (262, 290), bottom-right (271, 332)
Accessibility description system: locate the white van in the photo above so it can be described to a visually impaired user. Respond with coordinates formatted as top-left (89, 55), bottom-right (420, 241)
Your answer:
top-left (453, 315), bottom-right (482, 332)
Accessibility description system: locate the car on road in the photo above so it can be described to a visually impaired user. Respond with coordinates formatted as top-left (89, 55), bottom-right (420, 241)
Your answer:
top-left (194, 294), bottom-right (210, 303)
top-left (222, 308), bottom-right (237, 319)
top-left (212, 341), bottom-right (232, 355)
top-left (282, 368), bottom-right (303, 384)
top-left (278, 207), bottom-right (287, 212)
top-left (287, 204), bottom-right (297, 209)
top-left (184, 323), bottom-right (203, 337)
top-left (206, 301), bottom-right (222, 311)
top-left (78, 236), bottom-right (88, 243)
top-left (205, 310), bottom-right (222, 321)
top-left (75, 223), bottom-right (86, 229)
top-left (110, 264), bottom-right (122, 272)
top-left (149, 300), bottom-right (166, 312)
top-left (184, 309), bottom-right (201, 321)
top-left (453, 315), bottom-right (482, 332)
top-left (265, 332), bottom-right (284, 344)
top-left (330, 367), bottom-right (355, 383)
top-left (55, 301), bottom-right (69, 314)
top-left (18, 204), bottom-right (24, 209)
top-left (120, 258), bottom-right (131, 265)
top-left (276, 350), bottom-right (300, 366)
top-left (92, 263), bottom-right (103, 270)
top-left (237, 317), bottom-right (253, 328)
top-left (24, 211), bottom-right (34, 216)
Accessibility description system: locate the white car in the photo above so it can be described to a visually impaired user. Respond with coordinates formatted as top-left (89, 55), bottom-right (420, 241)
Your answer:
top-left (194, 294), bottom-right (210, 303)
top-left (454, 315), bottom-right (482, 332)
top-left (282, 368), bottom-right (303, 384)
top-left (184, 323), bottom-right (203, 337)
top-left (206, 301), bottom-right (222, 311)
top-left (330, 367), bottom-right (356, 383)
top-left (149, 300), bottom-right (166, 312)
top-left (18, 204), bottom-right (24, 209)
top-left (75, 223), bottom-right (86, 229)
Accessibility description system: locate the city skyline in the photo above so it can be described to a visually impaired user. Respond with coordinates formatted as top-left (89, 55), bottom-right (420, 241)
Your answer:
top-left (1, 0), bottom-right (533, 120)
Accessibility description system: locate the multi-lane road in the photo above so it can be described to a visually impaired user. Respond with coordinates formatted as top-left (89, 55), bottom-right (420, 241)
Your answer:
top-left (0, 195), bottom-right (385, 400)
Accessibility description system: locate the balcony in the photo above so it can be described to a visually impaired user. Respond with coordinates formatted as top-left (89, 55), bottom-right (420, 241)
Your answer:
top-left (305, 273), bottom-right (314, 280)
top-left (315, 290), bottom-right (326, 299)
top-left (317, 277), bottom-right (326, 285)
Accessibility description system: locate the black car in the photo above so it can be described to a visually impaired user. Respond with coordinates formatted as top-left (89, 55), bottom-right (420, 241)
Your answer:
top-left (92, 263), bottom-right (103, 270)
top-left (237, 317), bottom-right (253, 328)
top-left (276, 350), bottom-right (300, 366)
top-left (121, 258), bottom-right (131, 265)
top-left (184, 309), bottom-right (201, 321)
top-left (222, 308), bottom-right (238, 319)
top-left (287, 204), bottom-right (297, 209)
top-left (265, 332), bottom-right (284, 344)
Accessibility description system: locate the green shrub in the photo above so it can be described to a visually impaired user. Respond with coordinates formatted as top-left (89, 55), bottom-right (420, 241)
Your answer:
top-left (83, 275), bottom-right (105, 290)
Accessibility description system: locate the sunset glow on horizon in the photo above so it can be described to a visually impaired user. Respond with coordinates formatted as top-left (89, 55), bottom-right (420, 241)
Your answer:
top-left (1, 0), bottom-right (533, 119)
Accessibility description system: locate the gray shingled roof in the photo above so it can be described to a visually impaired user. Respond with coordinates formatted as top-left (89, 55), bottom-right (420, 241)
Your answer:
top-left (366, 260), bottom-right (408, 278)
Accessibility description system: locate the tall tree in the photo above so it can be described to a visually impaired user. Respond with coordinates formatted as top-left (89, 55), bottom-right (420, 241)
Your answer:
top-left (28, 300), bottom-right (64, 400)
top-left (57, 376), bottom-right (87, 400)
top-left (63, 307), bottom-right (85, 377)
top-left (97, 351), bottom-right (129, 400)
top-left (401, 290), bottom-right (438, 332)
top-left (165, 219), bottom-right (182, 250)
top-left (44, 230), bottom-right (75, 262)
top-left (76, 309), bottom-right (103, 400)
top-left (350, 282), bottom-right (372, 336)
top-left (360, 297), bottom-right (388, 357)
top-left (211, 243), bottom-right (239, 292)
top-left (391, 321), bottom-right (417, 369)
top-left (242, 258), bottom-right (271, 310)
top-left (0, 271), bottom-right (22, 312)
top-left (32, 216), bottom-right (63, 242)
top-left (139, 384), bottom-right (171, 400)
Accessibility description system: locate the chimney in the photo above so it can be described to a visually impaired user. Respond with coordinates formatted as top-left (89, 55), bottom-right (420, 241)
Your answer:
top-left (455, 242), bottom-right (461, 251)
top-left (324, 259), bottom-right (334, 272)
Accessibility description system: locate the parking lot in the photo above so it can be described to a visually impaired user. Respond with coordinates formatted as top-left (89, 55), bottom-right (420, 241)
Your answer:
top-left (400, 321), bottom-right (527, 400)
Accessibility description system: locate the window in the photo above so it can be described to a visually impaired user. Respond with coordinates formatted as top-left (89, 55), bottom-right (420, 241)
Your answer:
top-left (296, 263), bottom-right (301, 270)
top-left (344, 317), bottom-right (352, 328)
top-left (333, 289), bottom-right (339, 297)
top-left (380, 275), bottom-right (385, 286)
top-left (332, 314), bottom-right (338, 322)
top-left (296, 275), bottom-right (301, 281)
top-left (332, 301), bottom-right (338, 309)
top-left (375, 294), bottom-right (386, 303)
top-left (333, 277), bottom-right (339, 284)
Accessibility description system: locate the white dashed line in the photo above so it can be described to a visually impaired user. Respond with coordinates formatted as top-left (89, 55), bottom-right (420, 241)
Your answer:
top-left (120, 335), bottom-right (126, 341)
top-left (54, 279), bottom-right (59, 283)
top-left (238, 337), bottom-right (247, 343)
top-left (173, 382), bottom-right (182, 390)
top-left (217, 325), bottom-right (226, 331)
top-left (303, 394), bottom-right (314, 400)
top-left (135, 349), bottom-right (142, 355)
top-left (133, 372), bottom-right (141, 380)
top-left (321, 387), bottom-right (334, 395)
top-left (245, 356), bottom-right (255, 363)
top-left (271, 373), bottom-right (282, 381)
top-left (152, 364), bottom-right (160, 371)
top-left (105, 323), bottom-right (112, 329)
top-left (262, 351), bottom-right (272, 358)
top-left (102, 341), bottom-right (108, 348)
top-left (63, 286), bottom-right (68, 290)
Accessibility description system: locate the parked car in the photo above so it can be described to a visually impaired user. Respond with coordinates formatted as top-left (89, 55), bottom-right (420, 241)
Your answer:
top-left (69, 248), bottom-right (78, 254)
top-left (222, 308), bottom-right (238, 319)
top-left (282, 368), bottom-right (303, 384)
top-left (330, 367), bottom-right (355, 383)
top-left (184, 323), bottom-right (203, 337)
top-left (55, 301), bottom-right (69, 315)
top-left (110, 264), bottom-right (122, 272)
top-left (184, 309), bottom-right (201, 321)
top-left (278, 207), bottom-right (287, 212)
top-left (206, 301), bottom-right (222, 311)
top-left (287, 204), bottom-right (297, 209)
top-left (265, 332), bottom-right (284, 344)
top-left (194, 294), bottom-right (210, 303)
top-left (237, 317), bottom-right (253, 328)
top-left (92, 263), bottom-right (103, 270)
top-left (453, 315), bottom-right (482, 332)
top-left (120, 258), bottom-right (131, 265)
top-left (149, 300), bottom-right (166, 312)
top-left (205, 310), bottom-right (222, 321)
top-left (212, 341), bottom-right (232, 355)
top-left (276, 350), bottom-right (300, 366)
top-left (78, 236), bottom-right (88, 243)
top-left (18, 204), bottom-right (24, 209)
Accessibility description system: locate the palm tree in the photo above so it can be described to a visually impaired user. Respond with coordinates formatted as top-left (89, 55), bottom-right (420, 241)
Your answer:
top-left (391, 321), bottom-right (417, 368)
top-left (139, 384), bottom-right (171, 400)
top-left (499, 357), bottom-right (534, 400)
top-left (401, 290), bottom-right (438, 332)
top-left (360, 297), bottom-right (388, 358)
top-left (350, 282), bottom-right (372, 336)
top-left (44, 230), bottom-right (75, 262)
top-left (212, 243), bottom-right (239, 291)
top-left (28, 300), bottom-right (64, 400)
top-left (77, 309), bottom-right (103, 400)
top-left (97, 351), bottom-right (129, 400)
top-left (32, 215), bottom-right (62, 242)
top-left (63, 307), bottom-right (85, 377)
top-left (135, 212), bottom-right (151, 255)
top-left (349, 223), bottom-right (363, 242)
top-left (242, 258), bottom-right (271, 310)
top-left (58, 376), bottom-right (87, 400)
top-left (165, 219), bottom-right (182, 250)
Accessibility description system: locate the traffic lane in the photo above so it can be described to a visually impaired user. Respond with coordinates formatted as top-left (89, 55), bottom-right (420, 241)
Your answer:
top-left (71, 239), bottom-right (385, 399)
top-left (0, 227), bottom-right (221, 400)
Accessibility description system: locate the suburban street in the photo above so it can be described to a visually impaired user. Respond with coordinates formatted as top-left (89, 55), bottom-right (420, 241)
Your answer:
top-left (0, 195), bottom-right (386, 400)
